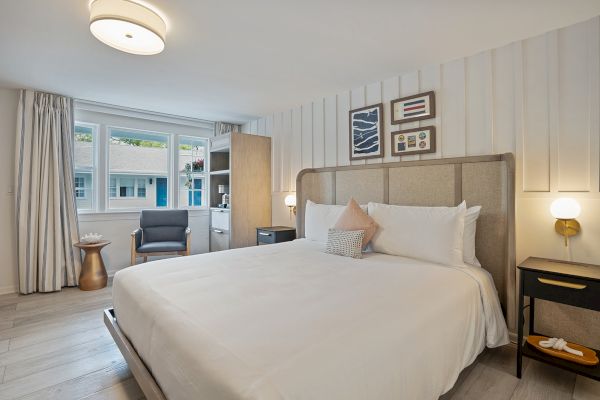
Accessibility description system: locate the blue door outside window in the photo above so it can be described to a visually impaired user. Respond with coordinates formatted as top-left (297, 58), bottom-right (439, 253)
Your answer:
top-left (188, 179), bottom-right (202, 206)
top-left (156, 178), bottom-right (167, 207)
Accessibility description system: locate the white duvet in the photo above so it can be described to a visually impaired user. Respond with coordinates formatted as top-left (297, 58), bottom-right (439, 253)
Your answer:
top-left (113, 239), bottom-right (509, 400)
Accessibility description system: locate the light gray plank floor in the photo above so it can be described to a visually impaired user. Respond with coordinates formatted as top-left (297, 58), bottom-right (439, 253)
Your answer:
top-left (0, 286), bottom-right (598, 399)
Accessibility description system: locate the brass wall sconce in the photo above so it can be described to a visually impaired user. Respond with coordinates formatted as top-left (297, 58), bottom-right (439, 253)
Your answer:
top-left (284, 194), bottom-right (297, 218)
top-left (550, 198), bottom-right (581, 246)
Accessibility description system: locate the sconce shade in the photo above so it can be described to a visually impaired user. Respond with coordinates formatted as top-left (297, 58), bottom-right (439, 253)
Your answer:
top-left (284, 194), bottom-right (296, 207)
top-left (550, 198), bottom-right (581, 219)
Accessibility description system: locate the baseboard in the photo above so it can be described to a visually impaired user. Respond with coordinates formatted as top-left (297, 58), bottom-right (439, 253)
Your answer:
top-left (0, 284), bottom-right (17, 295)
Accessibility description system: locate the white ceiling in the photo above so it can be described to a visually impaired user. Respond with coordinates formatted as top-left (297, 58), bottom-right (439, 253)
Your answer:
top-left (0, 1), bottom-right (599, 123)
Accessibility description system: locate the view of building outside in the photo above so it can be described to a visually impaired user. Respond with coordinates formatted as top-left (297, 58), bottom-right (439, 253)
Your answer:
top-left (108, 128), bottom-right (169, 209)
top-left (178, 136), bottom-right (206, 207)
top-left (74, 125), bottom-right (208, 211)
top-left (74, 124), bottom-right (95, 210)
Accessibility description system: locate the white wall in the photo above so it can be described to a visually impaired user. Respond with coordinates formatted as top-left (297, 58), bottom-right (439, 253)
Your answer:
top-left (243, 16), bottom-right (600, 345)
top-left (0, 88), bottom-right (18, 294)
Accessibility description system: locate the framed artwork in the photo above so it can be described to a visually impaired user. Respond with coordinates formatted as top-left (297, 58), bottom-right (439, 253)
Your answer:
top-left (391, 91), bottom-right (435, 124)
top-left (348, 103), bottom-right (384, 160)
top-left (391, 126), bottom-right (436, 156)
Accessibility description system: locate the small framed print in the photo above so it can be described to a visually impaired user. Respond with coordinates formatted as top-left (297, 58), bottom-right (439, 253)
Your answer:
top-left (391, 91), bottom-right (435, 124)
top-left (391, 126), bottom-right (436, 156)
top-left (348, 103), bottom-right (384, 160)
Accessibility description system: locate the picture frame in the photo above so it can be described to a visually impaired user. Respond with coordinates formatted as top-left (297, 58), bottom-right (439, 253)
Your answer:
top-left (390, 91), bottom-right (435, 124)
top-left (348, 103), bottom-right (384, 160)
top-left (391, 126), bottom-right (436, 156)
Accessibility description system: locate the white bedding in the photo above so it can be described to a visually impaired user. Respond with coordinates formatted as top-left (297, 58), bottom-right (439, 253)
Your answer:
top-left (113, 239), bottom-right (509, 400)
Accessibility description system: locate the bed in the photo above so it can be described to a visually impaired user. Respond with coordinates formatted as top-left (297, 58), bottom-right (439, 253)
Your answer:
top-left (105, 153), bottom-right (515, 400)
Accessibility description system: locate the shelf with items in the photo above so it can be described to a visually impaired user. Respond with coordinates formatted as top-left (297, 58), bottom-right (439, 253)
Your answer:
top-left (210, 173), bottom-right (230, 209)
top-left (521, 342), bottom-right (600, 380)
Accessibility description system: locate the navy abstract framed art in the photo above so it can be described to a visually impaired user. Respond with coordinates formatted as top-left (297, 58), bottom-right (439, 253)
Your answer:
top-left (348, 103), bottom-right (384, 160)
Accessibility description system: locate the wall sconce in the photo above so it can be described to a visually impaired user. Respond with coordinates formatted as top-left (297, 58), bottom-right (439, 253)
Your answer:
top-left (550, 198), bottom-right (581, 246)
top-left (284, 194), bottom-right (297, 218)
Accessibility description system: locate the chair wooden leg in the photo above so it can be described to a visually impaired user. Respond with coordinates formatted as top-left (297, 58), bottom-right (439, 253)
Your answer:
top-left (143, 256), bottom-right (148, 263)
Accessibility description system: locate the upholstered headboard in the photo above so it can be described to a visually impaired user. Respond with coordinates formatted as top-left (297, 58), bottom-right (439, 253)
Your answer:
top-left (296, 153), bottom-right (516, 330)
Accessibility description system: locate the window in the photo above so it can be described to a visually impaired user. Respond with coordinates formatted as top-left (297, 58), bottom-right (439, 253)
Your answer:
top-left (74, 177), bottom-right (86, 198)
top-left (74, 123), bottom-right (96, 210)
top-left (137, 179), bottom-right (146, 198)
top-left (73, 110), bottom-right (211, 212)
top-left (108, 128), bottom-right (169, 209)
top-left (178, 136), bottom-right (207, 208)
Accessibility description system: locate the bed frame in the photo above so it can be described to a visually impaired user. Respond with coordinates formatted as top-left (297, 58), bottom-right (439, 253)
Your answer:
top-left (105, 153), bottom-right (515, 400)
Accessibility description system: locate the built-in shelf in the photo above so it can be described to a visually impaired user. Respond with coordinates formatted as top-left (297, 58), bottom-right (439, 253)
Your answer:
top-left (210, 169), bottom-right (230, 175)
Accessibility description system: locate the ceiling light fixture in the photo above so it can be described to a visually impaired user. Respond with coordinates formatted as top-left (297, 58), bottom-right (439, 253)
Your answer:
top-left (89, 0), bottom-right (166, 55)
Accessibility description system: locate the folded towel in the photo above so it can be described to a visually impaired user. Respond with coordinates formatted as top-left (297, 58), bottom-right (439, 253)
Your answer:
top-left (539, 337), bottom-right (584, 357)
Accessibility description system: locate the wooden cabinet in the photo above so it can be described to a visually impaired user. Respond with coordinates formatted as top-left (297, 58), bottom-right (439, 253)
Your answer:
top-left (209, 132), bottom-right (271, 251)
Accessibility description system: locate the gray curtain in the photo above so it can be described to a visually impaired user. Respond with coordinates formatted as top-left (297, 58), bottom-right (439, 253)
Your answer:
top-left (15, 90), bottom-right (82, 294)
top-left (214, 122), bottom-right (240, 136)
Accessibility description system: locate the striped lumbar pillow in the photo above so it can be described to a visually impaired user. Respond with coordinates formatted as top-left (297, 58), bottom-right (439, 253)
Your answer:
top-left (325, 229), bottom-right (365, 259)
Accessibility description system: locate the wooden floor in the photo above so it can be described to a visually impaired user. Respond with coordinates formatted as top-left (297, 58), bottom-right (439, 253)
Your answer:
top-left (0, 287), bottom-right (598, 400)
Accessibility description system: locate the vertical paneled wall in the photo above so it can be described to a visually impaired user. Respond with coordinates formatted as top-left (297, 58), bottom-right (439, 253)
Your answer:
top-left (242, 16), bottom-right (600, 342)
top-left (243, 16), bottom-right (600, 199)
top-left (243, 17), bottom-right (600, 266)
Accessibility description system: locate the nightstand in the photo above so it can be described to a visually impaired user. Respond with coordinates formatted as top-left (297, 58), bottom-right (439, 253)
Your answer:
top-left (517, 257), bottom-right (600, 380)
top-left (256, 226), bottom-right (296, 245)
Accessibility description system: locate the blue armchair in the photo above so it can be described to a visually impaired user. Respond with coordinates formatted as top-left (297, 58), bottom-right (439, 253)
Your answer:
top-left (131, 209), bottom-right (191, 265)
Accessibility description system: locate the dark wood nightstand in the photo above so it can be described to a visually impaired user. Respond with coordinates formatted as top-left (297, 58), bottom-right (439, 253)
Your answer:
top-left (517, 257), bottom-right (600, 380)
top-left (256, 226), bottom-right (296, 245)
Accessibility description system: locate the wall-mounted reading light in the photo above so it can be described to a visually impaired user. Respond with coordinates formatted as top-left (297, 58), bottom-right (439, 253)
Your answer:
top-left (284, 194), bottom-right (297, 218)
top-left (550, 198), bottom-right (581, 246)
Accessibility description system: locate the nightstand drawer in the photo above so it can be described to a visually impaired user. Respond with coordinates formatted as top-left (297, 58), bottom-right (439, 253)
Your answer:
top-left (257, 229), bottom-right (276, 244)
top-left (523, 271), bottom-right (600, 311)
top-left (256, 227), bottom-right (296, 245)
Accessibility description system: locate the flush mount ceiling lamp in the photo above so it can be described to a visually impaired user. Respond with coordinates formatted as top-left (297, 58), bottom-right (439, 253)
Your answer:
top-left (89, 0), bottom-right (166, 55)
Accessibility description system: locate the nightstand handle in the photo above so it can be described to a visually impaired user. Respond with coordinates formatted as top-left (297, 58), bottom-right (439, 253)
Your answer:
top-left (537, 277), bottom-right (587, 290)
top-left (258, 232), bottom-right (272, 236)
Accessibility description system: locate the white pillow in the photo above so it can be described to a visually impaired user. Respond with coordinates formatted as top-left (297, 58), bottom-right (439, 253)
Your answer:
top-left (304, 200), bottom-right (367, 243)
top-left (462, 204), bottom-right (482, 267)
top-left (368, 201), bottom-right (467, 267)
top-left (305, 201), bottom-right (346, 243)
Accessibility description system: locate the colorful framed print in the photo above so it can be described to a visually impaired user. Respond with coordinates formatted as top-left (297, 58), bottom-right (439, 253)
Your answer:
top-left (348, 103), bottom-right (384, 160)
top-left (391, 91), bottom-right (435, 124)
top-left (391, 126), bottom-right (436, 156)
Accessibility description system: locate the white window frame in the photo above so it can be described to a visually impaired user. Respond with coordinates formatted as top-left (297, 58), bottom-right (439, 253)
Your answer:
top-left (74, 104), bottom-right (213, 215)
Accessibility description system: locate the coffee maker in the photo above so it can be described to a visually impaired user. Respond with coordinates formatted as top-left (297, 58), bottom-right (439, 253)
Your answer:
top-left (218, 185), bottom-right (230, 208)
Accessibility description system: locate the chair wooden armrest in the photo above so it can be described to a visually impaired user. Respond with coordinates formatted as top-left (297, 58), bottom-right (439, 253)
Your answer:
top-left (131, 228), bottom-right (142, 266)
top-left (185, 227), bottom-right (191, 256)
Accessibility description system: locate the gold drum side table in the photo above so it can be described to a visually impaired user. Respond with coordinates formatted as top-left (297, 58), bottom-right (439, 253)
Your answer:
top-left (74, 240), bottom-right (110, 291)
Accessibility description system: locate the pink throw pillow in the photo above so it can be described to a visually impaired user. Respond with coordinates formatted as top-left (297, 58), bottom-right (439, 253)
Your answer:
top-left (334, 198), bottom-right (378, 249)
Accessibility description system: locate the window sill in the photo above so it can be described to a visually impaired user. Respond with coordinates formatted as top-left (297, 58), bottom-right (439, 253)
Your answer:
top-left (78, 208), bottom-right (209, 222)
